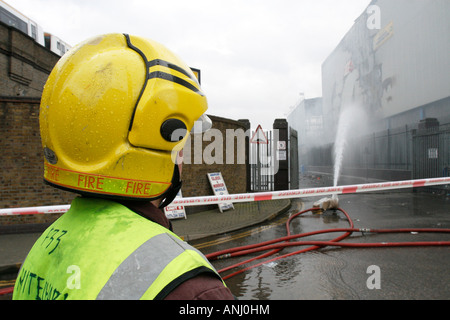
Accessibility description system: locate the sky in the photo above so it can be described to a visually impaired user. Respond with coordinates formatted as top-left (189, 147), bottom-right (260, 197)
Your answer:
top-left (6, 0), bottom-right (371, 130)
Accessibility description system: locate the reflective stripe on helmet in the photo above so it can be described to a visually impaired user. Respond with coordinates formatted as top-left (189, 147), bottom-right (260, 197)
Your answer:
top-left (44, 163), bottom-right (170, 199)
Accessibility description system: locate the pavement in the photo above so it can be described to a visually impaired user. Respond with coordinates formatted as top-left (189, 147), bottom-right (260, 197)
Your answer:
top-left (172, 199), bottom-right (292, 241)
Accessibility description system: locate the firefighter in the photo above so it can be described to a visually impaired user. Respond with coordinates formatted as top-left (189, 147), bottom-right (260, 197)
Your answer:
top-left (13, 33), bottom-right (234, 300)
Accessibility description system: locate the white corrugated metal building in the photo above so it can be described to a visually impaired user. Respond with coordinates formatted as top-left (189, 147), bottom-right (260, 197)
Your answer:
top-left (289, 0), bottom-right (450, 181)
top-left (321, 0), bottom-right (450, 143)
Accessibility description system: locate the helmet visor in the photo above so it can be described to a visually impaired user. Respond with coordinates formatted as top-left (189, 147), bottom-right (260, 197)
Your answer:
top-left (192, 114), bottom-right (212, 133)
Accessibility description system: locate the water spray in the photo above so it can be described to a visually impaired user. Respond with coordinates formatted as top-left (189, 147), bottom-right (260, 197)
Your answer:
top-left (312, 105), bottom-right (363, 212)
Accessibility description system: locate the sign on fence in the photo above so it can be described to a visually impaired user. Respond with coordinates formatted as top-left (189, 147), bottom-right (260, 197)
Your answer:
top-left (164, 190), bottom-right (187, 219)
top-left (207, 172), bottom-right (234, 213)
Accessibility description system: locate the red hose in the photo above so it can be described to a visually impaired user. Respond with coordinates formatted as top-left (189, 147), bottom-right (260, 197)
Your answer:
top-left (205, 207), bottom-right (450, 280)
top-left (0, 287), bottom-right (14, 296)
top-left (2, 208), bottom-right (449, 296)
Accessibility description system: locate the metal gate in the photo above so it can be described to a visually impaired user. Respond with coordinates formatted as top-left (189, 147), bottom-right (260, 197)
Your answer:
top-left (250, 128), bottom-right (274, 191)
top-left (249, 121), bottom-right (298, 192)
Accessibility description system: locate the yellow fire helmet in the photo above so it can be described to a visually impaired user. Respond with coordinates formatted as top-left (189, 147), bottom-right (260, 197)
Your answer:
top-left (40, 33), bottom-right (209, 205)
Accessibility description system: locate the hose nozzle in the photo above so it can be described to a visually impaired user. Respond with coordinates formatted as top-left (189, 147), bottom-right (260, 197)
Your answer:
top-left (313, 196), bottom-right (339, 212)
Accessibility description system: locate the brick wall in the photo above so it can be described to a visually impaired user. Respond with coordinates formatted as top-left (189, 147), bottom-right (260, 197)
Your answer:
top-left (0, 101), bottom-right (76, 210)
top-left (181, 115), bottom-right (249, 212)
top-left (0, 22), bottom-right (75, 228)
top-left (0, 107), bottom-right (250, 224)
top-left (0, 22), bottom-right (250, 226)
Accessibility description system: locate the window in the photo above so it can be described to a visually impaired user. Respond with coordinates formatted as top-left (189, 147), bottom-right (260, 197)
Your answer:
top-left (31, 24), bottom-right (36, 40)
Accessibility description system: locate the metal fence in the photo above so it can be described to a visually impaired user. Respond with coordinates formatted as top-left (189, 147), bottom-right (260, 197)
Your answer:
top-left (307, 121), bottom-right (450, 191)
top-left (413, 123), bottom-right (450, 180)
top-left (349, 125), bottom-right (413, 171)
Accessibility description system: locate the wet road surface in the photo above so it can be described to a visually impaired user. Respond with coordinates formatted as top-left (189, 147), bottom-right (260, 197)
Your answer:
top-left (1, 177), bottom-right (449, 300)
top-left (194, 190), bottom-right (450, 300)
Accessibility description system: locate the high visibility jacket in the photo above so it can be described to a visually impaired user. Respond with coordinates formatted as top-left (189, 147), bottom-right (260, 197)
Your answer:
top-left (13, 197), bottom-right (224, 300)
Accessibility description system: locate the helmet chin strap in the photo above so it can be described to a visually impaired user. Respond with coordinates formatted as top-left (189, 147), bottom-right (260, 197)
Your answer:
top-left (158, 164), bottom-right (182, 209)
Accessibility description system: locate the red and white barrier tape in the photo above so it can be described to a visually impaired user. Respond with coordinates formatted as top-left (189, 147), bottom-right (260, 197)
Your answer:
top-left (0, 205), bottom-right (70, 216)
top-left (172, 177), bottom-right (450, 206)
top-left (1, 177), bottom-right (449, 216)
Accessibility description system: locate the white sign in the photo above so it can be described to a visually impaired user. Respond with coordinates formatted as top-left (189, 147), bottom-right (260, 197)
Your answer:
top-left (428, 148), bottom-right (438, 159)
top-left (277, 150), bottom-right (287, 161)
top-left (207, 172), bottom-right (234, 213)
top-left (164, 190), bottom-right (187, 220)
top-left (277, 141), bottom-right (286, 150)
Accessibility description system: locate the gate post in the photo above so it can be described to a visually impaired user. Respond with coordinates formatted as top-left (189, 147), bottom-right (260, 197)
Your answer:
top-left (238, 119), bottom-right (251, 192)
top-left (273, 119), bottom-right (289, 191)
top-left (289, 127), bottom-right (299, 189)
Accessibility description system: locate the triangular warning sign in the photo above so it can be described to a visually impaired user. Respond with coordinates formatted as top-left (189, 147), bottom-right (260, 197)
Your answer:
top-left (250, 125), bottom-right (268, 144)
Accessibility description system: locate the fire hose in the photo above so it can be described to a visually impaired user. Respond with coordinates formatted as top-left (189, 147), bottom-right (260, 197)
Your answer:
top-left (205, 207), bottom-right (450, 280)
top-left (2, 207), bottom-right (449, 295)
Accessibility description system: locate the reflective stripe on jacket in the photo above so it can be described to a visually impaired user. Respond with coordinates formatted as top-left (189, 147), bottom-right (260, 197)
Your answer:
top-left (13, 197), bottom-right (223, 300)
